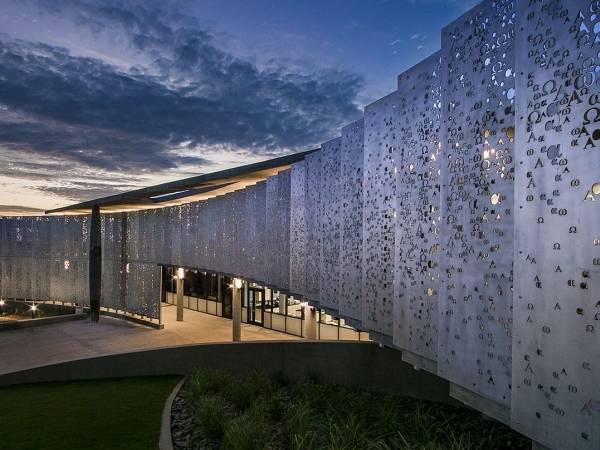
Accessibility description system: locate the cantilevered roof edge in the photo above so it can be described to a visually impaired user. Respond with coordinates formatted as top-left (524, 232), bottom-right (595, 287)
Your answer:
top-left (46, 148), bottom-right (317, 214)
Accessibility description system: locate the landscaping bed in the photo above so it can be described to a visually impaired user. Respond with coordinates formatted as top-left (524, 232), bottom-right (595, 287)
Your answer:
top-left (0, 300), bottom-right (75, 321)
top-left (172, 369), bottom-right (530, 450)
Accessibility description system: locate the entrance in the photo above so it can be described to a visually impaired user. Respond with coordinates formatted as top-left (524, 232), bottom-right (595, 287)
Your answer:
top-left (222, 277), bottom-right (232, 319)
top-left (247, 287), bottom-right (264, 325)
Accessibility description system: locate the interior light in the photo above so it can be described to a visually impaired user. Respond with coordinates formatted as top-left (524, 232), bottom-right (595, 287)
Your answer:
top-left (178, 268), bottom-right (185, 279)
top-left (233, 278), bottom-right (243, 289)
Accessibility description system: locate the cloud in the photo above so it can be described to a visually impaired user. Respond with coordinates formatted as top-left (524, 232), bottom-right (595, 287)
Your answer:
top-left (41, 181), bottom-right (139, 201)
top-left (0, 0), bottom-right (364, 206)
top-left (0, 205), bottom-right (46, 216)
top-left (410, 33), bottom-right (427, 40)
top-left (0, 34), bottom-right (361, 164)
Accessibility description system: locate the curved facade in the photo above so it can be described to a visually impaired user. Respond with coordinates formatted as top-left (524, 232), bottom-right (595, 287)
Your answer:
top-left (0, 0), bottom-right (598, 448)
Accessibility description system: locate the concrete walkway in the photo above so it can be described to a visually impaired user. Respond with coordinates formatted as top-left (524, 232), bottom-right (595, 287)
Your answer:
top-left (0, 304), bottom-right (298, 376)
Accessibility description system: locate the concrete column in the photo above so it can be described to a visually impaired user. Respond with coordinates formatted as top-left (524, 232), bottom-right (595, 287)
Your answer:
top-left (217, 274), bottom-right (222, 303)
top-left (158, 266), bottom-right (164, 326)
top-left (89, 205), bottom-right (102, 323)
top-left (304, 304), bottom-right (317, 340)
top-left (279, 293), bottom-right (287, 316)
top-left (176, 276), bottom-right (184, 322)
top-left (232, 282), bottom-right (242, 341)
top-left (160, 267), bottom-right (167, 304)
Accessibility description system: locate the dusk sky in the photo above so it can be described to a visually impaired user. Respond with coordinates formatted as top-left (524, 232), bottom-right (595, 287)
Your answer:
top-left (0, 0), bottom-right (476, 215)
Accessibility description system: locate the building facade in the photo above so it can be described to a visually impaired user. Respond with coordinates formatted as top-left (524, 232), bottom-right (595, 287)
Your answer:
top-left (0, 0), bottom-right (599, 448)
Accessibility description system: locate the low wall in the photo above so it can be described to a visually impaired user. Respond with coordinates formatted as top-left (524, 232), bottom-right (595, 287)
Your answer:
top-left (0, 341), bottom-right (456, 405)
top-left (0, 313), bottom-right (86, 331)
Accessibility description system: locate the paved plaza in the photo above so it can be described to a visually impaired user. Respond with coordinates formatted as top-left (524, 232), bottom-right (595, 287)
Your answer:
top-left (0, 304), bottom-right (298, 376)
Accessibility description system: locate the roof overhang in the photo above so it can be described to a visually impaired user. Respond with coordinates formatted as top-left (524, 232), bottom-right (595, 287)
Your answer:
top-left (46, 149), bottom-right (316, 215)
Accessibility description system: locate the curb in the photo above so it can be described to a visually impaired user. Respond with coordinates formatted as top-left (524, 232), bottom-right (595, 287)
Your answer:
top-left (0, 313), bottom-right (87, 331)
top-left (159, 377), bottom-right (186, 450)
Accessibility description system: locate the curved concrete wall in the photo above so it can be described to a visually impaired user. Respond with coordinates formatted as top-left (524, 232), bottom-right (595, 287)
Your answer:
top-left (0, 341), bottom-right (454, 406)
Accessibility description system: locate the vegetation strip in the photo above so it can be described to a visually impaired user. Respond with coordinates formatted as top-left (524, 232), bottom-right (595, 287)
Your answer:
top-left (173, 369), bottom-right (530, 450)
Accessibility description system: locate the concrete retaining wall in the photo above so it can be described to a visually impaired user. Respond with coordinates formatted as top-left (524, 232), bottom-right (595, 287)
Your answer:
top-left (0, 341), bottom-right (455, 406)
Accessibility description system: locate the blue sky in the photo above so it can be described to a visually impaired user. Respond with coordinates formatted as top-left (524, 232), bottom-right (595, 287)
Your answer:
top-left (0, 0), bottom-right (476, 213)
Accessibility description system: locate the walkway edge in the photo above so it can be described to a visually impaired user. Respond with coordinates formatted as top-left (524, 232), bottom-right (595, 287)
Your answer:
top-left (0, 313), bottom-right (86, 331)
top-left (159, 377), bottom-right (185, 450)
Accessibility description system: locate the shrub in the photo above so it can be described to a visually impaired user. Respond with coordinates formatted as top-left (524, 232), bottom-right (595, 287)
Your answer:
top-left (222, 402), bottom-right (273, 450)
top-left (187, 368), bottom-right (232, 400)
top-left (194, 394), bottom-right (228, 442)
top-left (182, 370), bottom-right (530, 450)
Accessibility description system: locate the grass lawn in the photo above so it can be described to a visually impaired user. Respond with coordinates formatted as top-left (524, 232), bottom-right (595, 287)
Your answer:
top-left (0, 376), bottom-right (180, 450)
top-left (181, 369), bottom-right (530, 450)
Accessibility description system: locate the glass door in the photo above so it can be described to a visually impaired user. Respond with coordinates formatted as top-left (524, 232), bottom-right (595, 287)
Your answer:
top-left (248, 287), bottom-right (264, 325)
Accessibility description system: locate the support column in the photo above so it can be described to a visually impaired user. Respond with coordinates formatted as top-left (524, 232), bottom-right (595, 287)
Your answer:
top-left (160, 267), bottom-right (167, 304)
top-left (232, 279), bottom-right (242, 341)
top-left (176, 272), bottom-right (184, 322)
top-left (279, 292), bottom-right (287, 316)
top-left (304, 304), bottom-right (317, 340)
top-left (217, 274), bottom-right (222, 303)
top-left (89, 205), bottom-right (101, 322)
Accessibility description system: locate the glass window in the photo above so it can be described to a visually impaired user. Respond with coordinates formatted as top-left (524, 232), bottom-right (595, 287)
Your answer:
top-left (264, 288), bottom-right (273, 312)
top-left (319, 310), bottom-right (339, 326)
top-left (286, 297), bottom-right (303, 318)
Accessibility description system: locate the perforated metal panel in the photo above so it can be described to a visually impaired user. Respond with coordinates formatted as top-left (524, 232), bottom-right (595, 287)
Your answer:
top-left (304, 151), bottom-right (322, 302)
top-left (0, 216), bottom-right (88, 305)
top-left (439, 0), bottom-right (515, 406)
top-left (101, 213), bottom-right (124, 309)
top-left (339, 119), bottom-right (364, 323)
top-left (30, 216), bottom-right (51, 301)
top-left (278, 170), bottom-right (291, 290)
top-left (179, 203), bottom-right (194, 268)
top-left (125, 261), bottom-right (161, 318)
top-left (363, 91), bottom-right (398, 337)
top-left (213, 196), bottom-right (226, 274)
top-left (170, 206), bottom-right (183, 267)
top-left (245, 182), bottom-right (267, 283)
top-left (99, 211), bottom-right (160, 318)
top-left (195, 201), bottom-right (208, 270)
top-left (265, 170), bottom-right (291, 290)
top-left (290, 161), bottom-right (306, 296)
top-left (254, 182), bottom-right (267, 283)
top-left (319, 137), bottom-right (342, 311)
top-left (201, 198), bottom-right (218, 271)
top-left (232, 189), bottom-right (247, 277)
top-left (393, 53), bottom-right (442, 363)
top-left (225, 193), bottom-right (239, 275)
top-left (512, 1), bottom-right (600, 448)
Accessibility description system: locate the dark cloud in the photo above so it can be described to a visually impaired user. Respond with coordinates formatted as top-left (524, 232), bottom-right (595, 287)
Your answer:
top-left (40, 181), bottom-right (140, 201)
top-left (0, 0), bottom-right (364, 178)
top-left (0, 109), bottom-right (213, 172)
